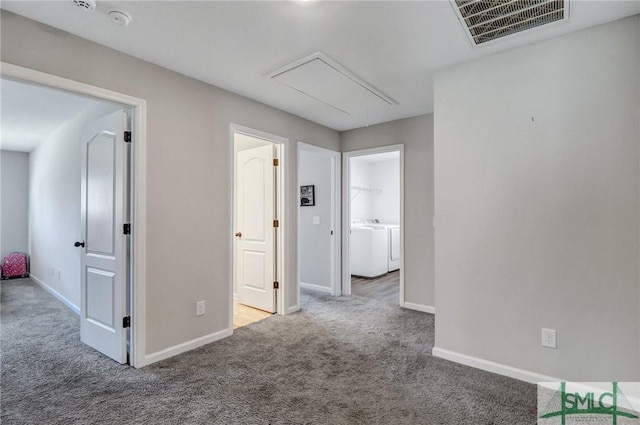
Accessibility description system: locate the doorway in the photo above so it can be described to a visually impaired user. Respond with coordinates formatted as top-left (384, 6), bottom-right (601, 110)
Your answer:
top-left (297, 142), bottom-right (341, 297)
top-left (231, 125), bottom-right (287, 327)
top-left (342, 145), bottom-right (404, 305)
top-left (1, 62), bottom-right (148, 367)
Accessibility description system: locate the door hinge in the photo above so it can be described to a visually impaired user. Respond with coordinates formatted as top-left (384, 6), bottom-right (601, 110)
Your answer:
top-left (273, 281), bottom-right (279, 289)
top-left (123, 223), bottom-right (131, 235)
top-left (273, 158), bottom-right (279, 166)
top-left (273, 219), bottom-right (279, 228)
top-left (124, 131), bottom-right (132, 143)
top-left (123, 316), bottom-right (131, 328)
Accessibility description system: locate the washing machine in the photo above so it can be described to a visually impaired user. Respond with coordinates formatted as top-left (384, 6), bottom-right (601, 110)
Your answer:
top-left (387, 225), bottom-right (400, 272)
top-left (365, 219), bottom-right (400, 272)
top-left (350, 224), bottom-right (388, 278)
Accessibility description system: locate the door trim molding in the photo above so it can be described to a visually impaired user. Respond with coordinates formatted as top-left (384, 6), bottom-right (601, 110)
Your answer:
top-left (342, 144), bottom-right (405, 303)
top-left (1, 62), bottom-right (148, 368)
top-left (296, 142), bottom-right (341, 298)
top-left (230, 124), bottom-right (288, 326)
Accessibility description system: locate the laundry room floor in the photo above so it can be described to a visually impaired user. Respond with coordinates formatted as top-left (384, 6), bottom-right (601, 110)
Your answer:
top-left (351, 270), bottom-right (399, 304)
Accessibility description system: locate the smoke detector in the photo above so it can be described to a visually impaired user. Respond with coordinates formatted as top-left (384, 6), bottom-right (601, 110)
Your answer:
top-left (73, 0), bottom-right (96, 11)
top-left (108, 9), bottom-right (133, 26)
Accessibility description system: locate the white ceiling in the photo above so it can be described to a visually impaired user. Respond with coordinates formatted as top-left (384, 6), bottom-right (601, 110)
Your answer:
top-left (0, 78), bottom-right (104, 152)
top-left (2, 1), bottom-right (638, 131)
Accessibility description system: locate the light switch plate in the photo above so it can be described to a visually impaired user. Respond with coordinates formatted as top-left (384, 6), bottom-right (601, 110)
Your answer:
top-left (313, 216), bottom-right (320, 225)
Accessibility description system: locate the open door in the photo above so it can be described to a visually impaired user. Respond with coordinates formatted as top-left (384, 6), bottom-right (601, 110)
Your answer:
top-left (235, 144), bottom-right (277, 313)
top-left (78, 110), bottom-right (129, 364)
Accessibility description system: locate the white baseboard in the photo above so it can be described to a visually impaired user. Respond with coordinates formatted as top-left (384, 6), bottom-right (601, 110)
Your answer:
top-left (432, 347), bottom-right (560, 384)
top-left (300, 282), bottom-right (333, 294)
top-left (285, 305), bottom-right (300, 315)
top-left (402, 301), bottom-right (435, 314)
top-left (30, 274), bottom-right (80, 315)
top-left (233, 292), bottom-right (238, 301)
top-left (145, 327), bottom-right (232, 365)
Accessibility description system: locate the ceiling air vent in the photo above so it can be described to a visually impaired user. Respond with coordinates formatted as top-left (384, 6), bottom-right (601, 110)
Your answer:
top-left (73, 0), bottom-right (96, 11)
top-left (453, 0), bottom-right (567, 45)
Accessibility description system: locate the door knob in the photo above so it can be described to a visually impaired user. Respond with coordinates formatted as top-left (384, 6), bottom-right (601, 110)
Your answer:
top-left (74, 241), bottom-right (85, 247)
top-left (235, 232), bottom-right (242, 238)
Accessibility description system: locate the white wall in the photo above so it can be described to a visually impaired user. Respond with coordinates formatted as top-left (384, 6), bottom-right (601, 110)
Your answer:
top-left (28, 104), bottom-right (120, 309)
top-left (434, 16), bottom-right (640, 381)
top-left (349, 159), bottom-right (372, 221)
top-left (1, 10), bottom-right (340, 357)
top-left (0, 150), bottom-right (29, 258)
top-left (342, 115), bottom-right (434, 309)
top-left (370, 159), bottom-right (400, 224)
top-left (350, 157), bottom-right (400, 224)
top-left (235, 133), bottom-right (272, 153)
top-left (299, 148), bottom-right (332, 289)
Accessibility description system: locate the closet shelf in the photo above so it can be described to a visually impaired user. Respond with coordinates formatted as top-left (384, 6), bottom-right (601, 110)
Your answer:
top-left (350, 185), bottom-right (382, 201)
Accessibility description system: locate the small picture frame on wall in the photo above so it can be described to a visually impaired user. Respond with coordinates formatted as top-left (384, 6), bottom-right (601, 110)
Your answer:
top-left (300, 185), bottom-right (315, 207)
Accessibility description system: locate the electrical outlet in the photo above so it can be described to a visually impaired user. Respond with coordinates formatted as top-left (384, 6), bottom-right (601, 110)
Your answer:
top-left (50, 267), bottom-right (55, 276)
top-left (57, 270), bottom-right (61, 281)
top-left (196, 300), bottom-right (205, 316)
top-left (542, 328), bottom-right (557, 349)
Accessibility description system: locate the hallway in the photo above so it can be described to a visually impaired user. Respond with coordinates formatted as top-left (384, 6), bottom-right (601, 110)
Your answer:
top-left (1, 279), bottom-right (535, 425)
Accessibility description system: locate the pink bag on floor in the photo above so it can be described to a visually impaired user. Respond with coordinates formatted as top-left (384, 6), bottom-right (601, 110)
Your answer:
top-left (2, 252), bottom-right (29, 279)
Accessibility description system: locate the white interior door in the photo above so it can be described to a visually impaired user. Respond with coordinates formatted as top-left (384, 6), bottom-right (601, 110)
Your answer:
top-left (236, 144), bottom-right (276, 313)
top-left (79, 110), bottom-right (129, 364)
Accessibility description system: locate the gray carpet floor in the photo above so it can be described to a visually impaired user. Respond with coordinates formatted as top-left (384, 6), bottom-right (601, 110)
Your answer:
top-left (1, 278), bottom-right (536, 424)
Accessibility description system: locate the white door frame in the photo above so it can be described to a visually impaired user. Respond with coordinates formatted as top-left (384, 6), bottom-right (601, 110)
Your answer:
top-left (342, 145), bottom-right (405, 304)
top-left (296, 142), bottom-right (341, 297)
top-left (229, 124), bottom-right (288, 327)
top-left (1, 62), bottom-right (148, 368)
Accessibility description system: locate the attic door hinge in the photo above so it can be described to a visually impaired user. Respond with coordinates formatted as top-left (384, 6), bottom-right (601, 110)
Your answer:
top-left (273, 281), bottom-right (279, 289)
top-left (273, 158), bottom-right (279, 166)
top-left (273, 219), bottom-right (279, 228)
top-left (124, 131), bottom-right (132, 143)
top-left (123, 223), bottom-right (131, 235)
top-left (123, 316), bottom-right (131, 328)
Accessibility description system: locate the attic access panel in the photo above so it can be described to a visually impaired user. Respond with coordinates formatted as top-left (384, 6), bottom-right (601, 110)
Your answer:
top-left (454, 0), bottom-right (567, 45)
top-left (269, 53), bottom-right (397, 115)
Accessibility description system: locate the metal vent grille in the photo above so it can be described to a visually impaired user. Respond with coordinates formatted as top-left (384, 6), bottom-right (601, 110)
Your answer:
top-left (454, 0), bottom-right (566, 45)
top-left (73, 0), bottom-right (96, 11)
